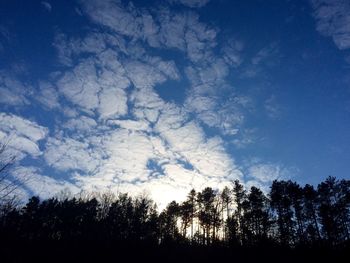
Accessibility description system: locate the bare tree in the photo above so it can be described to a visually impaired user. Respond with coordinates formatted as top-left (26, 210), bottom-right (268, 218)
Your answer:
top-left (0, 140), bottom-right (27, 204)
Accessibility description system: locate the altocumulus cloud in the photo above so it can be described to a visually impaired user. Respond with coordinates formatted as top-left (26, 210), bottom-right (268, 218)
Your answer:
top-left (0, 0), bottom-right (294, 208)
top-left (311, 0), bottom-right (350, 50)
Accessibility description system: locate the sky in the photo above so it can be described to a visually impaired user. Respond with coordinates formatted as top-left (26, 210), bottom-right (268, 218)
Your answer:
top-left (0, 0), bottom-right (350, 208)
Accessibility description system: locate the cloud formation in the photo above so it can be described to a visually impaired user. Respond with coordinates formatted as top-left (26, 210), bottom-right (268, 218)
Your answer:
top-left (12, 166), bottom-right (80, 201)
top-left (0, 0), bottom-right (299, 207)
top-left (41, 1), bottom-right (52, 12)
top-left (168, 0), bottom-right (210, 8)
top-left (0, 72), bottom-right (30, 106)
top-left (0, 113), bottom-right (48, 160)
top-left (311, 0), bottom-right (350, 50)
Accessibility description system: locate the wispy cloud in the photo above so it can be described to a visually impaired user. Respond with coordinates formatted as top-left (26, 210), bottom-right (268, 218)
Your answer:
top-left (44, 136), bottom-right (102, 173)
top-left (40, 0), bottom-right (274, 205)
top-left (168, 0), bottom-right (210, 8)
top-left (12, 166), bottom-right (79, 201)
top-left (251, 43), bottom-right (279, 66)
top-left (0, 113), bottom-right (48, 160)
top-left (222, 38), bottom-right (245, 67)
top-left (245, 161), bottom-right (297, 192)
top-left (264, 95), bottom-right (282, 120)
top-left (0, 0), bottom-right (296, 206)
top-left (41, 1), bottom-right (52, 12)
top-left (311, 0), bottom-right (350, 50)
top-left (0, 71), bottom-right (30, 106)
top-left (0, 26), bottom-right (11, 54)
top-left (36, 81), bottom-right (60, 109)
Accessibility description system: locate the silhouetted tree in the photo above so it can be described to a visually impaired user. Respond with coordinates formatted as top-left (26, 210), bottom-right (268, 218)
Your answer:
top-left (317, 176), bottom-right (350, 245)
top-left (242, 186), bottom-right (271, 245)
top-left (180, 200), bottom-right (192, 238)
top-left (220, 186), bottom-right (232, 241)
top-left (0, 142), bottom-right (20, 205)
top-left (0, 177), bottom-right (349, 263)
top-left (287, 181), bottom-right (305, 244)
top-left (226, 215), bottom-right (240, 246)
top-left (159, 200), bottom-right (180, 242)
top-left (303, 184), bottom-right (321, 243)
top-left (187, 189), bottom-right (197, 240)
top-left (105, 193), bottom-right (133, 240)
top-left (197, 187), bottom-right (218, 245)
top-left (232, 180), bottom-right (246, 244)
top-left (270, 180), bottom-right (295, 245)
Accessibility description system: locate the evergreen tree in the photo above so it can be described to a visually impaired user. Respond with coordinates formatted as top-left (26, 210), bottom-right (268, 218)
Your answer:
top-left (220, 186), bottom-right (232, 241)
top-left (232, 180), bottom-right (246, 244)
top-left (303, 184), bottom-right (321, 243)
top-left (270, 180), bottom-right (295, 245)
top-left (197, 187), bottom-right (216, 245)
top-left (242, 186), bottom-right (271, 245)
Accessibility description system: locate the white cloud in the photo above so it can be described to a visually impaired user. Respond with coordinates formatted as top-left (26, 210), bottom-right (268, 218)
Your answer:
top-left (248, 163), bottom-right (284, 183)
top-left (158, 10), bottom-right (187, 51)
top-left (4, 136), bottom-right (42, 158)
top-left (0, 72), bottom-right (30, 106)
top-left (57, 58), bottom-right (100, 112)
top-left (0, 113), bottom-right (47, 142)
top-left (124, 60), bottom-right (167, 89)
top-left (311, 0), bottom-right (350, 50)
top-left (79, 0), bottom-right (143, 38)
top-left (131, 87), bottom-right (166, 127)
top-left (99, 130), bottom-right (157, 182)
top-left (0, 25), bottom-right (11, 42)
top-left (155, 112), bottom-right (242, 179)
top-left (184, 15), bottom-right (217, 63)
top-left (63, 116), bottom-right (97, 132)
top-left (53, 33), bottom-right (74, 66)
top-left (185, 90), bottom-right (248, 136)
top-left (146, 56), bottom-right (180, 80)
top-left (79, 0), bottom-right (217, 63)
top-left (245, 162), bottom-right (297, 192)
top-left (0, 113), bottom-right (48, 160)
top-left (67, 127), bottom-right (238, 205)
top-left (7, 0), bottom-right (291, 208)
top-left (251, 42), bottom-right (279, 66)
top-left (41, 1), bottom-right (52, 12)
top-left (143, 161), bottom-right (235, 209)
top-left (107, 119), bottom-right (150, 132)
top-left (53, 32), bottom-right (107, 66)
top-left (232, 128), bottom-right (257, 149)
top-left (36, 81), bottom-right (60, 109)
top-left (0, 87), bottom-right (28, 106)
top-left (168, 0), bottom-right (210, 8)
top-left (56, 52), bottom-right (130, 119)
top-left (141, 13), bottom-right (161, 47)
top-left (222, 39), bottom-right (244, 67)
top-left (98, 86), bottom-right (128, 119)
top-left (183, 55), bottom-right (248, 136)
top-left (264, 95), bottom-right (282, 120)
top-left (62, 107), bottom-right (79, 118)
top-left (12, 166), bottom-right (80, 201)
top-left (47, 22), bottom-right (245, 205)
top-left (44, 137), bottom-right (101, 172)
top-left (43, 83), bottom-right (243, 205)
top-left (68, 131), bottom-right (166, 192)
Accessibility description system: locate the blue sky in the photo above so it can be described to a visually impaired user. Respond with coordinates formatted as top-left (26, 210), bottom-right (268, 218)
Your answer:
top-left (0, 0), bottom-right (350, 207)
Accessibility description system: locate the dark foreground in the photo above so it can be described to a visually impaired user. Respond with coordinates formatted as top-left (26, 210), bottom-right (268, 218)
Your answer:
top-left (2, 241), bottom-right (349, 263)
top-left (1, 177), bottom-right (350, 262)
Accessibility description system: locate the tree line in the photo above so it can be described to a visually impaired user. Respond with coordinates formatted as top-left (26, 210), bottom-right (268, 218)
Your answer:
top-left (1, 176), bottom-right (349, 249)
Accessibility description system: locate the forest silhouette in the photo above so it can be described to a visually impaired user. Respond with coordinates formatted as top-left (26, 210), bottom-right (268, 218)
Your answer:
top-left (1, 175), bottom-right (349, 262)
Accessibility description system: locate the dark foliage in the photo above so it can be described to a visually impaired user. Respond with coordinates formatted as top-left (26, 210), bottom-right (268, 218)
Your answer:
top-left (0, 176), bottom-right (349, 262)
